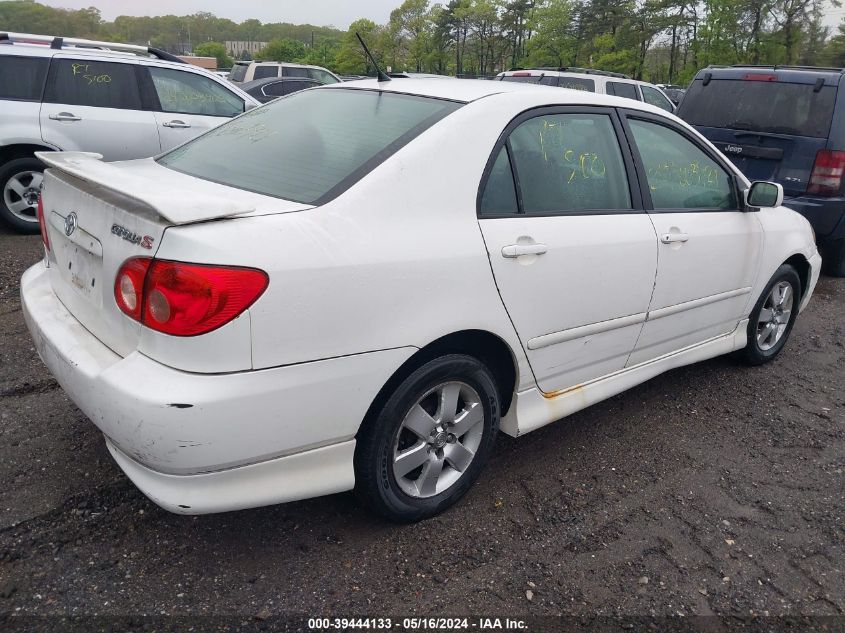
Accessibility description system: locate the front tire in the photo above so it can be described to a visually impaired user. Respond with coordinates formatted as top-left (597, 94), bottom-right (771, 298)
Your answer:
top-left (355, 354), bottom-right (500, 522)
top-left (0, 157), bottom-right (44, 234)
top-left (739, 265), bottom-right (801, 366)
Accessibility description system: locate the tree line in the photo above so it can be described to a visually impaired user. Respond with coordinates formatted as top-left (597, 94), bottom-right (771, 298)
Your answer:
top-left (1, 0), bottom-right (843, 83)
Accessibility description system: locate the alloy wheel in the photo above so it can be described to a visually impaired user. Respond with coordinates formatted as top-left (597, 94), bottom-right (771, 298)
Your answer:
top-left (756, 280), bottom-right (794, 351)
top-left (392, 381), bottom-right (485, 498)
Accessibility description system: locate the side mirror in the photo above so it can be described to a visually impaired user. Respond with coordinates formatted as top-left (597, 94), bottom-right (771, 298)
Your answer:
top-left (746, 181), bottom-right (784, 210)
top-left (245, 101), bottom-right (258, 111)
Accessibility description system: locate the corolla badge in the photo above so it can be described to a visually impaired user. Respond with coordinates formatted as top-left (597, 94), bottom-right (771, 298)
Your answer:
top-left (64, 212), bottom-right (78, 237)
top-left (111, 223), bottom-right (155, 250)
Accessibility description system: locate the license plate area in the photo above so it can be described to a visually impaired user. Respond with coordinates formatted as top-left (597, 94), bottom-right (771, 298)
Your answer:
top-left (48, 211), bottom-right (104, 307)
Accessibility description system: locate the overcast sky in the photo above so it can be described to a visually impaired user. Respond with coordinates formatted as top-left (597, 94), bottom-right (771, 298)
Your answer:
top-left (37, 0), bottom-right (845, 30)
top-left (38, 0), bottom-right (400, 30)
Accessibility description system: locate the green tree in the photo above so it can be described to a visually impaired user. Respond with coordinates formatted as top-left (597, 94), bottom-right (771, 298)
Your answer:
top-left (336, 19), bottom-right (384, 75)
top-left (257, 38), bottom-right (307, 62)
top-left (194, 41), bottom-right (233, 68)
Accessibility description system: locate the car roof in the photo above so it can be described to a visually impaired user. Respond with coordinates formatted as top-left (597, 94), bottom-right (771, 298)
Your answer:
top-left (323, 78), bottom-right (677, 114)
top-left (699, 65), bottom-right (845, 85)
top-left (0, 40), bottom-right (186, 69)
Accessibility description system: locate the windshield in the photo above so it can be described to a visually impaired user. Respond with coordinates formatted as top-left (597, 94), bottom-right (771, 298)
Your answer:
top-left (678, 79), bottom-right (836, 138)
top-left (158, 88), bottom-right (463, 204)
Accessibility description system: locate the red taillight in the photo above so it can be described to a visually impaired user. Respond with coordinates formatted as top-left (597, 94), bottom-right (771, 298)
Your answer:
top-left (37, 195), bottom-right (49, 251)
top-left (114, 258), bottom-right (268, 337)
top-left (513, 72), bottom-right (532, 77)
top-left (114, 258), bottom-right (151, 321)
top-left (807, 150), bottom-right (845, 197)
top-left (744, 73), bottom-right (777, 82)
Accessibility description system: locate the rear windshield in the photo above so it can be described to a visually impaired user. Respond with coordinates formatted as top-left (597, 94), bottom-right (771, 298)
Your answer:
top-left (158, 89), bottom-right (462, 204)
top-left (502, 75), bottom-right (542, 84)
top-left (679, 79), bottom-right (836, 138)
top-left (229, 63), bottom-right (248, 82)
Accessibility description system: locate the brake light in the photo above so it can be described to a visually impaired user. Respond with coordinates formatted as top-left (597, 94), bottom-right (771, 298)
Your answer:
top-left (513, 72), bottom-right (531, 77)
top-left (37, 195), bottom-right (49, 251)
top-left (807, 150), bottom-right (845, 196)
top-left (744, 73), bottom-right (777, 82)
top-left (114, 258), bottom-right (269, 336)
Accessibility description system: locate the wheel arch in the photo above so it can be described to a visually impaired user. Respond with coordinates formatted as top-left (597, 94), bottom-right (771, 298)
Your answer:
top-left (782, 253), bottom-right (811, 300)
top-left (0, 143), bottom-right (57, 165)
top-left (357, 329), bottom-right (519, 440)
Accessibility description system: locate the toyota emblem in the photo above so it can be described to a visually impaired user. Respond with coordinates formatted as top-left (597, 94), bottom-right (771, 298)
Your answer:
top-left (64, 212), bottom-right (78, 237)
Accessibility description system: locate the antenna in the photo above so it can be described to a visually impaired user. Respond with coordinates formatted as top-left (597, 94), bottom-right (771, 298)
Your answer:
top-left (356, 32), bottom-right (390, 82)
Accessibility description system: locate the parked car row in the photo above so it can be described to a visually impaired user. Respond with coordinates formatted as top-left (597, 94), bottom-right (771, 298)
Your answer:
top-left (0, 32), bottom-right (260, 232)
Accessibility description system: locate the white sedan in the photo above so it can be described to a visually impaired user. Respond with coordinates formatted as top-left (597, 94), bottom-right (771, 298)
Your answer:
top-left (22, 79), bottom-right (821, 522)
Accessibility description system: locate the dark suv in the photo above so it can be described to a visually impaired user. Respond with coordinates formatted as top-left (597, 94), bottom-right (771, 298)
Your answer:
top-left (678, 65), bottom-right (845, 276)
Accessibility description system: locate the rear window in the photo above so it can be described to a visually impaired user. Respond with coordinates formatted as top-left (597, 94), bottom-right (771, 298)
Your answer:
top-left (230, 63), bottom-right (248, 82)
top-left (0, 55), bottom-right (48, 101)
top-left (679, 79), bottom-right (836, 138)
top-left (159, 89), bottom-right (462, 205)
top-left (501, 75), bottom-right (542, 84)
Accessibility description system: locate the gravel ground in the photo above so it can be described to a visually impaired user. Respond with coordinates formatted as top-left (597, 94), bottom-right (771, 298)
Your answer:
top-left (0, 222), bottom-right (843, 623)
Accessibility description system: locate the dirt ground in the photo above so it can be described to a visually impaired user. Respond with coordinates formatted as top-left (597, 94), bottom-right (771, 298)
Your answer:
top-left (0, 222), bottom-right (843, 624)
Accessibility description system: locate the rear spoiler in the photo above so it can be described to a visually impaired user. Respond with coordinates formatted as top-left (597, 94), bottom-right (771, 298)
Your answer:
top-left (35, 152), bottom-right (256, 225)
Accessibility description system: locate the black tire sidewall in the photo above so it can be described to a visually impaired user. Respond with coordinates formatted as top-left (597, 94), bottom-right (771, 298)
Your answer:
top-left (356, 355), bottom-right (500, 522)
top-left (743, 265), bottom-right (802, 365)
top-left (0, 157), bottom-right (43, 234)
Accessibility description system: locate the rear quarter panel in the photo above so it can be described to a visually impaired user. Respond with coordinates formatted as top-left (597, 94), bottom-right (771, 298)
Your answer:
top-left (153, 94), bottom-right (537, 390)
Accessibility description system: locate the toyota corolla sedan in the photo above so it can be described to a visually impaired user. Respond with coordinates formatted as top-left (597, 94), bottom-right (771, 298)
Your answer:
top-left (22, 79), bottom-right (821, 522)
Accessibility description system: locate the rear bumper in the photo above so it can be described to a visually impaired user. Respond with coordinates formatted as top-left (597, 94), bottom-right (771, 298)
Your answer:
top-left (21, 260), bottom-right (415, 514)
top-left (783, 196), bottom-right (845, 241)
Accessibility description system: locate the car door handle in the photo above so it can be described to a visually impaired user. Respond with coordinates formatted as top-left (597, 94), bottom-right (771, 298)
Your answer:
top-left (660, 233), bottom-right (690, 244)
top-left (501, 243), bottom-right (548, 258)
top-left (49, 112), bottom-right (81, 122)
top-left (163, 120), bottom-right (191, 129)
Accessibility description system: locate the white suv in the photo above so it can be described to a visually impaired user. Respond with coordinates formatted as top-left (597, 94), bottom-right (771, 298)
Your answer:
top-left (228, 61), bottom-right (341, 85)
top-left (496, 67), bottom-right (676, 113)
top-left (0, 32), bottom-right (259, 233)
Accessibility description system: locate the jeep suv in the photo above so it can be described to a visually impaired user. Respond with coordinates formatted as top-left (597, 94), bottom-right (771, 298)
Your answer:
top-left (228, 61), bottom-right (341, 85)
top-left (0, 32), bottom-right (259, 233)
top-left (678, 65), bottom-right (845, 276)
top-left (495, 68), bottom-right (676, 113)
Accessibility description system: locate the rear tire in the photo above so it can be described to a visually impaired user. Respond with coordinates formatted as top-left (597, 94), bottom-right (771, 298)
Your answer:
top-left (739, 265), bottom-right (801, 366)
top-left (0, 157), bottom-right (43, 234)
top-left (355, 354), bottom-right (499, 523)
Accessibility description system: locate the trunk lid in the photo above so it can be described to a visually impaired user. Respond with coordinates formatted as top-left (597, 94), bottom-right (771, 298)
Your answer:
top-left (37, 152), bottom-right (310, 358)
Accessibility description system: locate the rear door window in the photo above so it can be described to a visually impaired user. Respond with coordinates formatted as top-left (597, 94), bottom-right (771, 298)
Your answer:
top-left (607, 81), bottom-right (639, 100)
top-left (148, 67), bottom-right (244, 117)
top-left (679, 79), bottom-right (836, 138)
top-left (507, 113), bottom-right (632, 214)
top-left (558, 77), bottom-right (595, 92)
top-left (44, 59), bottom-right (143, 110)
top-left (0, 55), bottom-right (49, 101)
top-left (480, 147), bottom-right (519, 215)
